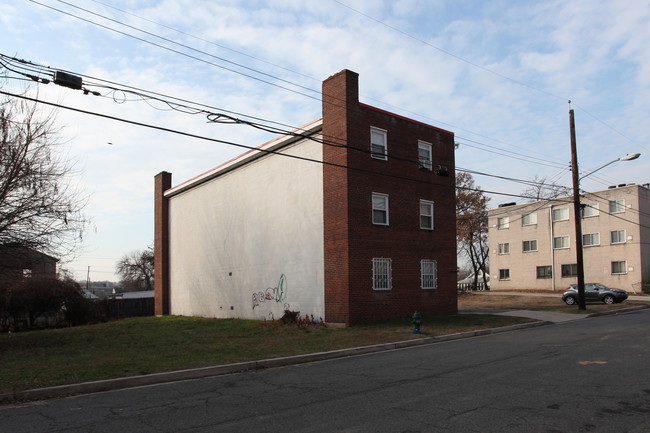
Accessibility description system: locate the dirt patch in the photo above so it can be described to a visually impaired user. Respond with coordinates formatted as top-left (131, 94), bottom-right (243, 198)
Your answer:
top-left (458, 292), bottom-right (644, 313)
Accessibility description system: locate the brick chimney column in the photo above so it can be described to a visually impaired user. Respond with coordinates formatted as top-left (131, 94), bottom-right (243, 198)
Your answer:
top-left (154, 171), bottom-right (171, 316)
top-left (322, 69), bottom-right (359, 326)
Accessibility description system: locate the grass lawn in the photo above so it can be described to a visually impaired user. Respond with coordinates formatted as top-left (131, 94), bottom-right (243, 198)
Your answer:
top-left (1, 313), bottom-right (531, 394)
top-left (2, 293), bottom-right (645, 395)
top-left (458, 291), bottom-right (648, 313)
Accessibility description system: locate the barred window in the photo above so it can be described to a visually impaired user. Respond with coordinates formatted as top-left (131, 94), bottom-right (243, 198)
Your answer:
top-left (372, 258), bottom-right (392, 290)
top-left (421, 259), bottom-right (437, 290)
top-left (499, 269), bottom-right (510, 280)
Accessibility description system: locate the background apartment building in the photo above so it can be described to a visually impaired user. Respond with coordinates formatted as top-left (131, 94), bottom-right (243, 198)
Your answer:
top-left (155, 69), bottom-right (457, 326)
top-left (488, 183), bottom-right (650, 293)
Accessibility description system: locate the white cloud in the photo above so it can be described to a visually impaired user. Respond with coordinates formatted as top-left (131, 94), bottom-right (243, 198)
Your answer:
top-left (2, 0), bottom-right (648, 280)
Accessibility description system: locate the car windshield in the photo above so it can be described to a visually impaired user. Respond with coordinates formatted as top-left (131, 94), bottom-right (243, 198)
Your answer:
top-left (593, 283), bottom-right (607, 290)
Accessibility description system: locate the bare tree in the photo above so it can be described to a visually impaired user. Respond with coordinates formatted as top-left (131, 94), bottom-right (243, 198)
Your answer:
top-left (456, 172), bottom-right (490, 290)
top-left (0, 90), bottom-right (87, 260)
top-left (116, 246), bottom-right (154, 292)
top-left (522, 175), bottom-right (571, 201)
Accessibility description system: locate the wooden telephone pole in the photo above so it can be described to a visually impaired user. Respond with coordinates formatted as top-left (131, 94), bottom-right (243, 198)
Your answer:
top-left (569, 108), bottom-right (587, 310)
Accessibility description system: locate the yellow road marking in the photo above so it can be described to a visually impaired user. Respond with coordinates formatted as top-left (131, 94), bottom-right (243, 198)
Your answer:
top-left (578, 361), bottom-right (607, 365)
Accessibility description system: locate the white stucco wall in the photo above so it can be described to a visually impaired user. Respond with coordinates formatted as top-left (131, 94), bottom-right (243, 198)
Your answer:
top-left (167, 136), bottom-right (325, 320)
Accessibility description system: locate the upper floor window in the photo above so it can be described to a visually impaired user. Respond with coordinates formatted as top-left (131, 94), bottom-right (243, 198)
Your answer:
top-left (523, 239), bottom-right (538, 252)
top-left (372, 193), bottom-right (389, 225)
top-left (498, 243), bottom-right (510, 255)
top-left (372, 258), bottom-right (392, 290)
top-left (497, 216), bottom-right (509, 229)
top-left (582, 202), bottom-right (599, 218)
top-left (370, 127), bottom-right (387, 160)
top-left (610, 229), bottom-right (626, 244)
top-left (583, 232), bottom-right (600, 247)
top-left (418, 140), bottom-right (433, 171)
top-left (609, 199), bottom-right (625, 214)
top-left (553, 235), bottom-right (570, 250)
top-left (552, 207), bottom-right (569, 222)
top-left (522, 212), bottom-right (537, 226)
top-left (421, 259), bottom-right (437, 290)
top-left (420, 200), bottom-right (434, 230)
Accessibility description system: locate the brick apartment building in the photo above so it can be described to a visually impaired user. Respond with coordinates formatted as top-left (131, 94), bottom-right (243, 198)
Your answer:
top-left (488, 183), bottom-right (650, 293)
top-left (154, 69), bottom-right (457, 326)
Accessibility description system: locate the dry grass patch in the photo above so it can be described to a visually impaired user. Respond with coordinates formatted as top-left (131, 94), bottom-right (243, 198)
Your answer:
top-left (458, 291), bottom-right (646, 314)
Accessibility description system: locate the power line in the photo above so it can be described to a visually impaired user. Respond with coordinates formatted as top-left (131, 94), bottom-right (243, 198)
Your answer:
top-left (86, 0), bottom-right (319, 84)
top-left (28, 0), bottom-right (326, 103)
top-left (332, 0), bottom-right (565, 101)
top-left (332, 0), bottom-right (644, 150)
top-left (25, 0), bottom-right (579, 171)
top-left (1, 54), bottom-right (568, 186)
top-left (2, 88), bottom-right (545, 202)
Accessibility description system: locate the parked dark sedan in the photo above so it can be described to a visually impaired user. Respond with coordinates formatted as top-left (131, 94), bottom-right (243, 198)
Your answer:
top-left (562, 283), bottom-right (628, 305)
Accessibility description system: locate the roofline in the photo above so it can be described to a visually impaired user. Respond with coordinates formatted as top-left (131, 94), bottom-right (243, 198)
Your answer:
top-left (358, 102), bottom-right (454, 136)
top-left (165, 118), bottom-right (323, 197)
top-left (487, 183), bottom-right (648, 215)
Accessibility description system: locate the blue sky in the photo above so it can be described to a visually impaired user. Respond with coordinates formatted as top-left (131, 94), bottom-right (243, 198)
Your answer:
top-left (2, 0), bottom-right (649, 282)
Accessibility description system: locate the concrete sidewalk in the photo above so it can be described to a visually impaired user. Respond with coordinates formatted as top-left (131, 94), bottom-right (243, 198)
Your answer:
top-left (459, 309), bottom-right (584, 323)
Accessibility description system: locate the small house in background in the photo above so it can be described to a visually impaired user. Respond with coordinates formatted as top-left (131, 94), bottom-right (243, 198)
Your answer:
top-left (0, 245), bottom-right (58, 282)
top-left (155, 69), bottom-right (458, 326)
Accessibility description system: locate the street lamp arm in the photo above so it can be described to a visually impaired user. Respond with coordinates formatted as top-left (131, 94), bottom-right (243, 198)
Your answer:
top-left (579, 153), bottom-right (641, 181)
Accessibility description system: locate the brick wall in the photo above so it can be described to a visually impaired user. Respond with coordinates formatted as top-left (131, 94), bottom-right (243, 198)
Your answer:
top-left (154, 171), bottom-right (171, 316)
top-left (322, 70), bottom-right (457, 326)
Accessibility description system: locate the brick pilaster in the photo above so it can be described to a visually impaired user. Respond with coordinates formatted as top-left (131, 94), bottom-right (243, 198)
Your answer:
top-left (322, 70), bottom-right (359, 326)
top-left (154, 171), bottom-right (171, 316)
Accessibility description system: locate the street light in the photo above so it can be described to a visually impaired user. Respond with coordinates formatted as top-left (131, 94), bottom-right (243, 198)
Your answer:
top-left (569, 109), bottom-right (641, 310)
top-left (579, 153), bottom-right (641, 181)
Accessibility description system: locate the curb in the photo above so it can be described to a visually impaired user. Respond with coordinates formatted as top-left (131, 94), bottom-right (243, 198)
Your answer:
top-left (585, 304), bottom-right (649, 318)
top-left (0, 320), bottom-right (550, 404)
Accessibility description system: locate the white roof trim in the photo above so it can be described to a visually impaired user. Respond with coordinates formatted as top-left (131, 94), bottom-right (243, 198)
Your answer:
top-left (165, 118), bottom-right (323, 197)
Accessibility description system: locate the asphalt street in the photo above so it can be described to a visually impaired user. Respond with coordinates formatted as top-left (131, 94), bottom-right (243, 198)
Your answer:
top-left (2, 309), bottom-right (649, 433)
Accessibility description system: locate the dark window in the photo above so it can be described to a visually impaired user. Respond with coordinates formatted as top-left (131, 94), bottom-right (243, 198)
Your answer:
top-left (561, 264), bottom-right (577, 277)
top-left (536, 266), bottom-right (552, 279)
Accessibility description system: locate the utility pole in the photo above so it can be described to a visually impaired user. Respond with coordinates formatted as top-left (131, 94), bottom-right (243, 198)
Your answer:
top-left (569, 108), bottom-right (586, 310)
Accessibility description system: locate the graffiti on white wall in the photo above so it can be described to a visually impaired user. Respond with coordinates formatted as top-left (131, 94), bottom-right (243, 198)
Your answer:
top-left (252, 274), bottom-right (289, 310)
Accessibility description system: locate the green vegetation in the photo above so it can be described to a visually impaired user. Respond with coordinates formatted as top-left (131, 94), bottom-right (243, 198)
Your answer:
top-left (0, 314), bottom-right (530, 393)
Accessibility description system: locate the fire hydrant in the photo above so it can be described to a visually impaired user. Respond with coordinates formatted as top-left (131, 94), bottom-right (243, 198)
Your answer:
top-left (412, 311), bottom-right (422, 334)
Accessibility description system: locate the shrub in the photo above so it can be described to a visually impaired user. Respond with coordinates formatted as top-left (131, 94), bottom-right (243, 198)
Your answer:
top-left (0, 276), bottom-right (99, 331)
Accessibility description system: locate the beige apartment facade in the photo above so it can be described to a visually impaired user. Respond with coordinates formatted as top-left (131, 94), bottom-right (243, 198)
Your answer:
top-left (488, 184), bottom-right (650, 294)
